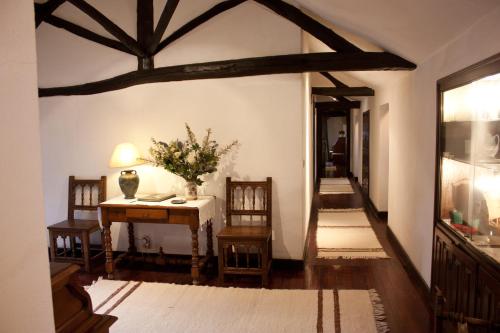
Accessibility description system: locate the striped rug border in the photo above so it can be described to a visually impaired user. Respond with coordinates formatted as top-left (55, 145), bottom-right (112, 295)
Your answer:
top-left (93, 280), bottom-right (130, 312)
top-left (103, 281), bottom-right (143, 315)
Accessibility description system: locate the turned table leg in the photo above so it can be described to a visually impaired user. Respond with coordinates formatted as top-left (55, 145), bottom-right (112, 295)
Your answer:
top-left (101, 209), bottom-right (114, 279)
top-left (127, 222), bottom-right (136, 254)
top-left (190, 224), bottom-right (200, 285)
top-left (206, 220), bottom-right (214, 267)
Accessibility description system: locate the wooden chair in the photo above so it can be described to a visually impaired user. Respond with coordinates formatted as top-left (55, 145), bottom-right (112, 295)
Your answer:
top-left (47, 176), bottom-right (106, 272)
top-left (217, 177), bottom-right (273, 287)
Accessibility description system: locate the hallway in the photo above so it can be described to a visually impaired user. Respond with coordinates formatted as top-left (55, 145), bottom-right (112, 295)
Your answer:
top-left (304, 178), bottom-right (431, 332)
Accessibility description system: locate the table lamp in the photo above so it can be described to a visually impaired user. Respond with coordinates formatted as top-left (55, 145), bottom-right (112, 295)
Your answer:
top-left (109, 143), bottom-right (145, 199)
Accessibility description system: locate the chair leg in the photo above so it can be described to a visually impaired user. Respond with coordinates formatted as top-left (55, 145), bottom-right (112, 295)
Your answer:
top-left (81, 231), bottom-right (91, 273)
top-left (268, 237), bottom-right (273, 274)
top-left (218, 239), bottom-right (225, 285)
top-left (261, 240), bottom-right (269, 288)
top-left (49, 230), bottom-right (56, 261)
top-left (70, 236), bottom-right (76, 257)
top-left (262, 273), bottom-right (269, 288)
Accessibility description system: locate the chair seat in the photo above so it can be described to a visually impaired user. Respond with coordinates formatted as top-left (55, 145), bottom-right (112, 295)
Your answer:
top-left (217, 226), bottom-right (272, 240)
top-left (47, 219), bottom-right (100, 232)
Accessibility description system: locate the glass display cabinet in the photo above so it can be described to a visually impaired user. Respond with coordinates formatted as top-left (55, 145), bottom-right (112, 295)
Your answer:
top-left (432, 53), bottom-right (500, 333)
top-left (439, 71), bottom-right (500, 262)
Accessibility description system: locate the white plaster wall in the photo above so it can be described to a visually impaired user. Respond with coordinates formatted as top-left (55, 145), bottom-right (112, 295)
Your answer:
top-left (37, 2), bottom-right (304, 259)
top-left (302, 31), bottom-right (313, 237)
top-left (369, 98), bottom-right (390, 211)
top-left (303, 72), bottom-right (313, 233)
top-left (349, 97), bottom-right (369, 183)
top-left (0, 1), bottom-right (55, 332)
top-left (350, 109), bottom-right (360, 179)
top-left (387, 7), bottom-right (500, 285)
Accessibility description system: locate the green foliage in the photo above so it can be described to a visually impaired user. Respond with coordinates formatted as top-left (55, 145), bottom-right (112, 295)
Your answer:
top-left (148, 124), bottom-right (238, 185)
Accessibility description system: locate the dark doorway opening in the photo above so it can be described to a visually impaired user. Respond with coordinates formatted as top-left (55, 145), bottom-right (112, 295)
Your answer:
top-left (362, 110), bottom-right (370, 195)
top-left (315, 106), bottom-right (350, 179)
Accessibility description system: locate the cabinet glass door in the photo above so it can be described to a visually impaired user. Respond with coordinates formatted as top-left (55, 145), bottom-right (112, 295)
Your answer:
top-left (440, 73), bottom-right (500, 263)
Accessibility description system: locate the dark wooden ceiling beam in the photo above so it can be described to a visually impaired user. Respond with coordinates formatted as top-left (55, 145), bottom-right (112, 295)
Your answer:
top-left (254, 0), bottom-right (361, 53)
top-left (137, 0), bottom-right (154, 70)
top-left (318, 72), bottom-right (353, 103)
top-left (39, 52), bottom-right (415, 97)
top-left (35, 0), bottom-right (67, 28)
top-left (67, 0), bottom-right (145, 57)
top-left (312, 86), bottom-right (374, 97)
top-left (318, 110), bottom-right (347, 117)
top-left (154, 0), bottom-right (246, 55)
top-left (44, 15), bottom-right (135, 55)
top-left (149, 0), bottom-right (179, 54)
top-left (316, 100), bottom-right (361, 110)
top-left (320, 71), bottom-right (347, 88)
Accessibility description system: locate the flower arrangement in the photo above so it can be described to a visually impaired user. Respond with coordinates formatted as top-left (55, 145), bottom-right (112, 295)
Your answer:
top-left (149, 124), bottom-right (238, 186)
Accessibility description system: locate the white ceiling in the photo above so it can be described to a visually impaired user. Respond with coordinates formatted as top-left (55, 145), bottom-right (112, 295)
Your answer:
top-left (295, 0), bottom-right (500, 88)
top-left (294, 0), bottom-right (499, 63)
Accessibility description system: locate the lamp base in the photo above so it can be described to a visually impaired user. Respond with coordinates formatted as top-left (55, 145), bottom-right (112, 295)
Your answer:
top-left (119, 170), bottom-right (139, 199)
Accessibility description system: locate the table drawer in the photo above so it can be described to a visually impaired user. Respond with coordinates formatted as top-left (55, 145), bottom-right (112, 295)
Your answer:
top-left (126, 208), bottom-right (168, 220)
top-left (108, 208), bottom-right (126, 221)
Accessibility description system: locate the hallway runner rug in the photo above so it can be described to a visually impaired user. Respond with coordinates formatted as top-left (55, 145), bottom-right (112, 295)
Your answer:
top-left (321, 177), bottom-right (351, 185)
top-left (318, 210), bottom-right (371, 227)
top-left (86, 279), bottom-right (389, 333)
top-left (317, 226), bottom-right (389, 259)
top-left (319, 184), bottom-right (355, 194)
top-left (316, 210), bottom-right (389, 259)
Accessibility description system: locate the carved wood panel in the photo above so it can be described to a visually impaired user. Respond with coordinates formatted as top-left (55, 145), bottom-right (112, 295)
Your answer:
top-left (476, 268), bottom-right (500, 333)
top-left (432, 224), bottom-right (500, 333)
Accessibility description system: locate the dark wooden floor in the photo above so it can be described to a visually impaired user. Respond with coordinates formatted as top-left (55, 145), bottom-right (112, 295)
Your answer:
top-left (73, 178), bottom-right (432, 333)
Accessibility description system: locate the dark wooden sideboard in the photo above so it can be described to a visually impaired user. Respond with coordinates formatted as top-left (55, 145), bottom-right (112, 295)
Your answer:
top-left (432, 222), bottom-right (500, 332)
top-left (50, 262), bottom-right (116, 333)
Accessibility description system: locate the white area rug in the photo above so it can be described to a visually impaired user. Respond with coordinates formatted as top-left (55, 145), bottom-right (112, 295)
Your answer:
top-left (321, 178), bottom-right (350, 185)
top-left (319, 184), bottom-right (354, 194)
top-left (319, 208), bottom-right (364, 212)
top-left (317, 227), bottom-right (389, 259)
top-left (318, 211), bottom-right (370, 227)
top-left (86, 280), bottom-right (389, 333)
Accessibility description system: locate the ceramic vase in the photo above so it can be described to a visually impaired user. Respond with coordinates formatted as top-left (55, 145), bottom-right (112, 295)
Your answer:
top-left (185, 181), bottom-right (198, 200)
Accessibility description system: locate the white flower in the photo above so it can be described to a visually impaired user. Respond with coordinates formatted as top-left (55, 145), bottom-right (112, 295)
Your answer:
top-left (186, 151), bottom-right (196, 164)
top-left (174, 151), bottom-right (181, 158)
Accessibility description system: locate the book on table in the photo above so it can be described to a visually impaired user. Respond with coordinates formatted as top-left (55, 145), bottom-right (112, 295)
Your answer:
top-left (136, 193), bottom-right (176, 202)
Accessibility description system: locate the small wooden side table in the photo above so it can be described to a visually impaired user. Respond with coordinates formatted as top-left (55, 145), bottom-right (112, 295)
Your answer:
top-left (99, 196), bottom-right (216, 285)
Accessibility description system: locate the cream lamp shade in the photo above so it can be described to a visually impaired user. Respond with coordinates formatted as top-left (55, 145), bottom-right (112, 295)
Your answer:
top-left (109, 143), bottom-right (144, 168)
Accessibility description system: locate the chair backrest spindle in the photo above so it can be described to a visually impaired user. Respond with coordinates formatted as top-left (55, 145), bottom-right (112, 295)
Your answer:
top-left (67, 176), bottom-right (107, 220)
top-left (226, 177), bottom-right (272, 228)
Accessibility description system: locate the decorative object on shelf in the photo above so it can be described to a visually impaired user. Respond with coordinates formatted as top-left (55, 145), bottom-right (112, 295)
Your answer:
top-left (481, 133), bottom-right (499, 158)
top-left (109, 143), bottom-right (145, 199)
top-left (148, 124), bottom-right (238, 200)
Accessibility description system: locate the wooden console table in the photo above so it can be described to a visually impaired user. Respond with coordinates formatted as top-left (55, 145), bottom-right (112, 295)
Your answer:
top-left (99, 196), bottom-right (215, 285)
